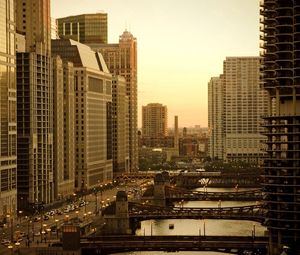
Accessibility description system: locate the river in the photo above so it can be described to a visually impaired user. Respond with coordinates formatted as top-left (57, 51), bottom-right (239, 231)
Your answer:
top-left (115, 187), bottom-right (267, 255)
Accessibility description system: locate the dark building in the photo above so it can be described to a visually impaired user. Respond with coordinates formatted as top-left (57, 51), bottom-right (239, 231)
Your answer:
top-left (260, 0), bottom-right (300, 254)
top-left (57, 13), bottom-right (108, 44)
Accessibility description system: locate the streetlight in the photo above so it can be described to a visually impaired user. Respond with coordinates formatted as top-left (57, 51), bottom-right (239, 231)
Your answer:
top-left (8, 243), bottom-right (13, 255)
top-left (55, 219), bottom-right (59, 238)
top-left (18, 211), bottom-right (23, 223)
top-left (6, 214), bottom-right (13, 244)
top-left (15, 241), bottom-right (20, 255)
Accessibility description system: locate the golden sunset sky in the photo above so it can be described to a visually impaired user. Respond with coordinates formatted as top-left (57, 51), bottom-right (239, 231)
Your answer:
top-left (52, 0), bottom-right (260, 128)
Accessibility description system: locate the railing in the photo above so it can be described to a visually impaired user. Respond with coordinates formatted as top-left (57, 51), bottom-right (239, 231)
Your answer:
top-left (80, 235), bottom-right (268, 253)
top-left (128, 203), bottom-right (265, 222)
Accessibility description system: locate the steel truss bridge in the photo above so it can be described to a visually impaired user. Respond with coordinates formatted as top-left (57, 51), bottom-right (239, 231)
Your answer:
top-left (128, 202), bottom-right (265, 223)
top-left (165, 186), bottom-right (263, 201)
top-left (80, 235), bottom-right (268, 255)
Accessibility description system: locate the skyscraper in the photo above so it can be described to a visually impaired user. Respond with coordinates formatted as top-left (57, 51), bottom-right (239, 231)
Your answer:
top-left (52, 39), bottom-right (113, 190)
top-left (223, 57), bottom-right (268, 164)
top-left (208, 57), bottom-right (268, 164)
top-left (111, 76), bottom-right (129, 176)
top-left (57, 13), bottom-right (108, 44)
top-left (0, 0), bottom-right (17, 219)
top-left (208, 76), bottom-right (224, 160)
top-left (16, 0), bottom-right (54, 209)
top-left (260, 0), bottom-right (300, 253)
top-left (142, 103), bottom-right (168, 138)
top-left (52, 56), bottom-right (75, 198)
top-left (89, 30), bottom-right (138, 171)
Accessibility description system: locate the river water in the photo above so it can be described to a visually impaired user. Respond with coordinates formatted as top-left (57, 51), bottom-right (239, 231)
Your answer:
top-left (115, 187), bottom-right (267, 255)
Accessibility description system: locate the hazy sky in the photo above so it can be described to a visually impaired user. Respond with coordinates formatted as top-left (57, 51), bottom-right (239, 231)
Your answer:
top-left (52, 0), bottom-right (260, 128)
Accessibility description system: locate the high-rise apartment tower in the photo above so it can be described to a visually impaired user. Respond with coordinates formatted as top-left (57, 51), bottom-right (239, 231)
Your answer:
top-left (142, 103), bottom-right (168, 138)
top-left (16, 0), bottom-right (54, 209)
top-left (208, 76), bottom-right (224, 160)
top-left (260, 0), bottom-right (300, 253)
top-left (208, 57), bottom-right (268, 164)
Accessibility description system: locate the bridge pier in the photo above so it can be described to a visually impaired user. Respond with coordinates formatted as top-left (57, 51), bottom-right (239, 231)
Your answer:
top-left (153, 173), bottom-right (167, 207)
top-left (103, 191), bottom-right (131, 235)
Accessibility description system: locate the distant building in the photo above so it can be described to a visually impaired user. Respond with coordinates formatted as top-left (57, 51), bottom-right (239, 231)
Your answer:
top-left (0, 0), bottom-right (17, 219)
top-left (142, 103), bottom-right (168, 138)
top-left (88, 30), bottom-right (138, 171)
top-left (208, 76), bottom-right (224, 160)
top-left (208, 57), bottom-right (268, 164)
top-left (52, 39), bottom-right (112, 190)
top-left (16, 0), bottom-right (54, 209)
top-left (57, 13), bottom-right (108, 44)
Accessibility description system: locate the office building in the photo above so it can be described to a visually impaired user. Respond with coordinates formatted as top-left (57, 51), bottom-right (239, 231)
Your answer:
top-left (89, 30), bottom-right (138, 171)
top-left (260, 0), bottom-right (300, 253)
top-left (53, 56), bottom-right (75, 198)
top-left (142, 103), bottom-right (168, 138)
top-left (0, 0), bottom-right (17, 219)
top-left (57, 13), bottom-right (107, 44)
top-left (52, 39), bottom-right (113, 190)
top-left (111, 76), bottom-right (129, 176)
top-left (16, 0), bottom-right (54, 209)
top-left (208, 76), bottom-right (224, 160)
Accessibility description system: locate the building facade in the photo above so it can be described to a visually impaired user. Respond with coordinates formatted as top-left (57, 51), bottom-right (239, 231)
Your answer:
top-left (208, 76), bottom-right (224, 160)
top-left (0, 0), bottom-right (17, 219)
top-left (260, 0), bottom-right (300, 253)
top-left (53, 56), bottom-right (75, 198)
top-left (223, 57), bottom-right (268, 164)
top-left (89, 30), bottom-right (138, 171)
top-left (52, 39), bottom-right (113, 190)
top-left (208, 57), bottom-right (268, 164)
top-left (16, 0), bottom-right (54, 209)
top-left (111, 76), bottom-right (129, 176)
top-left (57, 13), bottom-right (107, 44)
top-left (142, 103), bottom-right (168, 138)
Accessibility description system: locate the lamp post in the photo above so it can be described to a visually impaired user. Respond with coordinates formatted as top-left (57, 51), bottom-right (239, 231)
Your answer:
top-left (55, 219), bottom-right (59, 238)
top-left (6, 214), bottom-right (13, 244)
top-left (8, 243), bottom-right (13, 255)
top-left (15, 241), bottom-right (20, 254)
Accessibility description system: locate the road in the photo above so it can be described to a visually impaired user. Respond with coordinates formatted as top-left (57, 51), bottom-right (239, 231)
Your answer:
top-left (0, 179), bottom-right (149, 254)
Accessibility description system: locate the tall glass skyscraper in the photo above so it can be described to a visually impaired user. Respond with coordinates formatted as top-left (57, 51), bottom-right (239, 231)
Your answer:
top-left (0, 0), bottom-right (17, 219)
top-left (260, 0), bottom-right (300, 254)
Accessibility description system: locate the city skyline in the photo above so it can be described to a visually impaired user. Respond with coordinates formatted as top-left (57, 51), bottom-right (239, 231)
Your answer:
top-left (51, 0), bottom-right (260, 127)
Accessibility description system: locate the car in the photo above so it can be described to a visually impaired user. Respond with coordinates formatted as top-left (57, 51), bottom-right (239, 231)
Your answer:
top-left (34, 232), bottom-right (41, 236)
top-left (1, 239), bottom-right (10, 246)
top-left (56, 209), bottom-right (62, 215)
top-left (33, 216), bottom-right (41, 222)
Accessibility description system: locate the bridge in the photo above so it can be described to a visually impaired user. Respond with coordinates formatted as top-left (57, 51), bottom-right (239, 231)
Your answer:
top-left (128, 202), bottom-right (265, 223)
top-left (143, 185), bottom-right (263, 202)
top-left (115, 171), bottom-right (262, 188)
top-left (141, 172), bottom-right (263, 206)
top-left (80, 235), bottom-right (268, 255)
top-left (101, 191), bottom-right (265, 235)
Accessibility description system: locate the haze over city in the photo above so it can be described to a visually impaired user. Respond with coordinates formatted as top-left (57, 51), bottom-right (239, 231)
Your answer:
top-left (52, 0), bottom-right (260, 127)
